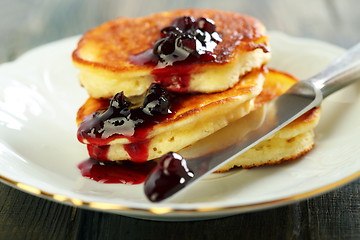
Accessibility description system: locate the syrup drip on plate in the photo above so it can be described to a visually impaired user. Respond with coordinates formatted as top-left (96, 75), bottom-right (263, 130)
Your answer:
top-left (78, 158), bottom-right (157, 184)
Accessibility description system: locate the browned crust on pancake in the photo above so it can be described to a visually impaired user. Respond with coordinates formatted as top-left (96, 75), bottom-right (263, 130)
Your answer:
top-left (255, 69), bottom-right (321, 130)
top-left (72, 9), bottom-right (268, 73)
top-left (289, 107), bottom-right (320, 129)
top-left (254, 69), bottom-right (297, 107)
top-left (76, 97), bottom-right (109, 125)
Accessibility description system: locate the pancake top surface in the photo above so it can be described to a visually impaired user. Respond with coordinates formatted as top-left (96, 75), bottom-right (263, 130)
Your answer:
top-left (72, 9), bottom-right (267, 72)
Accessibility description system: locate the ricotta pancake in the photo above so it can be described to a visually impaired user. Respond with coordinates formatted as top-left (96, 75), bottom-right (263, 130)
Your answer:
top-left (179, 70), bottom-right (320, 172)
top-left (76, 70), bottom-right (320, 166)
top-left (77, 69), bottom-right (265, 161)
top-left (214, 110), bottom-right (319, 172)
top-left (72, 9), bottom-right (270, 98)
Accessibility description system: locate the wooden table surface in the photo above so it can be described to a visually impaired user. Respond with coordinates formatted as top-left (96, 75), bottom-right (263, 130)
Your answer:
top-left (0, 0), bottom-right (359, 239)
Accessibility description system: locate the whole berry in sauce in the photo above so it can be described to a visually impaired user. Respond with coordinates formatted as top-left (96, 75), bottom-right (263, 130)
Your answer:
top-left (77, 84), bottom-right (173, 147)
top-left (142, 84), bottom-right (172, 116)
top-left (153, 16), bottom-right (222, 67)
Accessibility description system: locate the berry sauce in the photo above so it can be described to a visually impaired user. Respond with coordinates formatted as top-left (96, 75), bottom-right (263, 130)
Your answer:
top-left (123, 139), bottom-right (151, 162)
top-left (78, 158), bottom-right (157, 184)
top-left (77, 16), bottom-right (222, 185)
top-left (87, 144), bottom-right (110, 162)
top-left (77, 84), bottom-right (174, 162)
top-left (144, 152), bottom-right (194, 202)
top-left (130, 16), bottom-right (222, 92)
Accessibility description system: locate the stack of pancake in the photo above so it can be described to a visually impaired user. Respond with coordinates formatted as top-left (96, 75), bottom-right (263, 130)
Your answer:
top-left (73, 9), bottom-right (320, 172)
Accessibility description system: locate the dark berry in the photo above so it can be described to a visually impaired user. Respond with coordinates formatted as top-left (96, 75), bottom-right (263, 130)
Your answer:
top-left (110, 92), bottom-right (128, 108)
top-left (151, 16), bottom-right (222, 66)
top-left (160, 26), bottom-right (181, 37)
top-left (196, 17), bottom-right (216, 33)
top-left (109, 92), bottom-right (131, 116)
top-left (142, 84), bottom-right (171, 116)
top-left (202, 31), bottom-right (212, 44)
top-left (171, 16), bottom-right (195, 31)
top-left (153, 37), bottom-right (175, 56)
top-left (180, 36), bottom-right (197, 52)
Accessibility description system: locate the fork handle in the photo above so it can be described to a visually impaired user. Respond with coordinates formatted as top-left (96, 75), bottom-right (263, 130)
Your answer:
top-left (309, 42), bottom-right (360, 98)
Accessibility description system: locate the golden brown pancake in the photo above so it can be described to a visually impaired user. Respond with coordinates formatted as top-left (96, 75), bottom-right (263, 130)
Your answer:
top-left (72, 9), bottom-right (270, 98)
top-left (168, 70), bottom-right (321, 172)
top-left (76, 69), bottom-right (265, 161)
top-left (76, 69), bottom-right (320, 166)
top-left (182, 70), bottom-right (321, 172)
top-left (209, 105), bottom-right (320, 172)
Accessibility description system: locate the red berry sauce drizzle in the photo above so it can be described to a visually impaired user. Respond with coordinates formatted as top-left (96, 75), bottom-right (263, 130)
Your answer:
top-left (77, 84), bottom-right (174, 184)
top-left (78, 83), bottom-right (173, 159)
top-left (77, 16), bottom-right (220, 185)
top-left (130, 16), bottom-right (222, 92)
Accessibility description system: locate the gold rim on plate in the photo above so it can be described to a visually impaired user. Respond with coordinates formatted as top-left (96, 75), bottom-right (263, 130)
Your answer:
top-left (1, 170), bottom-right (359, 216)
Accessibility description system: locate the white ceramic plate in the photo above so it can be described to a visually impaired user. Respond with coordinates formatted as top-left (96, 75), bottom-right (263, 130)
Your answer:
top-left (0, 32), bottom-right (359, 221)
